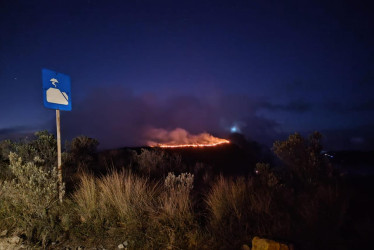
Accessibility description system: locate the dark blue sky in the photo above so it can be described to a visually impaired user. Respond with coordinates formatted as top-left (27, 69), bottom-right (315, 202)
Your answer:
top-left (1, 0), bottom-right (374, 150)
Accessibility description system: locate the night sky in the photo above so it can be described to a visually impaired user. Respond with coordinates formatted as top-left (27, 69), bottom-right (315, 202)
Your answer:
top-left (1, 0), bottom-right (373, 150)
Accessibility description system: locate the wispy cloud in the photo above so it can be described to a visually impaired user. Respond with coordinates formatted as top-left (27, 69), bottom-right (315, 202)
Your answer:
top-left (260, 99), bottom-right (311, 113)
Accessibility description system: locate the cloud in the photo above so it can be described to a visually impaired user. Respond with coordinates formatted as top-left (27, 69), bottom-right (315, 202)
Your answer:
top-left (62, 86), bottom-right (281, 149)
top-left (259, 99), bottom-right (312, 113)
top-left (321, 124), bottom-right (374, 151)
top-left (0, 127), bottom-right (25, 136)
top-left (0, 126), bottom-right (35, 141)
top-left (323, 99), bottom-right (374, 114)
top-left (2, 85), bottom-right (373, 151)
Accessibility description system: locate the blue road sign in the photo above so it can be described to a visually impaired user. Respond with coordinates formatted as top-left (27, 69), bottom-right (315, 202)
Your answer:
top-left (42, 68), bottom-right (72, 111)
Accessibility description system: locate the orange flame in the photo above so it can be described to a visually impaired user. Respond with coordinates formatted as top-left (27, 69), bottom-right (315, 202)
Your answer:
top-left (146, 128), bottom-right (230, 148)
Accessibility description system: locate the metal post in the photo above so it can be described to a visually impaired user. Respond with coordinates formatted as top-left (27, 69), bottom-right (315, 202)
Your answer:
top-left (56, 109), bottom-right (63, 203)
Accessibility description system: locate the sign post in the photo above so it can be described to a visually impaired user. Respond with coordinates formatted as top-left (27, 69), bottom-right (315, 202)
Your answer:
top-left (56, 109), bottom-right (62, 202)
top-left (42, 68), bottom-right (72, 203)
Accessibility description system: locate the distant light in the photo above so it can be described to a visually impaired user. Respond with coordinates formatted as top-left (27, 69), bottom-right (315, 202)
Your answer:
top-left (230, 126), bottom-right (238, 133)
top-left (324, 153), bottom-right (334, 158)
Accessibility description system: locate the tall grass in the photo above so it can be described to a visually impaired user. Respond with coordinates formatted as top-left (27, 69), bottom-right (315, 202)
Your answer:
top-left (205, 174), bottom-right (287, 249)
top-left (151, 172), bottom-right (200, 249)
top-left (0, 131), bottom-right (354, 249)
top-left (99, 171), bottom-right (159, 247)
top-left (99, 171), bottom-right (157, 221)
top-left (73, 171), bottom-right (200, 248)
top-left (73, 171), bottom-right (157, 246)
top-left (73, 173), bottom-right (100, 223)
top-left (205, 176), bottom-right (253, 248)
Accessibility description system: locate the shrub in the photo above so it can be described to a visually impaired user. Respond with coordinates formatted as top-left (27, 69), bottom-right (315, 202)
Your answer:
top-left (272, 132), bottom-right (347, 248)
top-left (63, 135), bottom-right (99, 194)
top-left (254, 163), bottom-right (280, 188)
top-left (9, 131), bottom-right (57, 170)
top-left (65, 135), bottom-right (99, 170)
top-left (272, 131), bottom-right (333, 186)
top-left (148, 172), bottom-right (200, 249)
top-left (205, 174), bottom-right (289, 249)
top-left (133, 149), bottom-right (183, 177)
top-left (0, 140), bottom-right (12, 180)
top-left (162, 172), bottom-right (194, 215)
top-left (0, 152), bottom-right (63, 246)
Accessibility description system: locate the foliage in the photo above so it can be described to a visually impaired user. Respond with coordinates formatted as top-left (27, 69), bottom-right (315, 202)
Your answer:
top-left (0, 140), bottom-right (12, 180)
top-left (0, 131), bottom-right (57, 176)
top-left (151, 172), bottom-right (199, 249)
top-left (0, 130), bottom-right (361, 249)
top-left (73, 171), bottom-right (158, 247)
top-left (272, 132), bottom-right (347, 248)
top-left (73, 171), bottom-right (199, 249)
top-left (205, 174), bottom-right (288, 249)
top-left (11, 131), bottom-right (57, 169)
top-left (63, 135), bottom-right (99, 193)
top-left (0, 139), bottom-right (11, 160)
top-left (273, 131), bottom-right (333, 186)
top-left (0, 152), bottom-right (63, 246)
top-left (255, 162), bottom-right (280, 188)
top-left (66, 135), bottom-right (99, 167)
top-left (132, 148), bottom-right (183, 177)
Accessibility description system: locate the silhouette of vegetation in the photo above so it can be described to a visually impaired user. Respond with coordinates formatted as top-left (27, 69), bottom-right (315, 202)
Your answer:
top-left (132, 148), bottom-right (184, 178)
top-left (0, 152), bottom-right (62, 246)
top-left (63, 135), bottom-right (99, 193)
top-left (0, 131), bottom-right (373, 249)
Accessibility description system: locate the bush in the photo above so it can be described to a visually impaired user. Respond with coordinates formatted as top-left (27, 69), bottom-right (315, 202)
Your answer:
top-left (65, 136), bottom-right (99, 170)
top-left (0, 152), bottom-right (64, 246)
top-left (150, 172), bottom-right (200, 249)
top-left (9, 131), bottom-right (57, 170)
top-left (0, 131), bottom-right (353, 249)
top-left (205, 173), bottom-right (289, 249)
top-left (272, 132), bottom-right (347, 248)
top-left (0, 140), bottom-right (12, 180)
top-left (273, 131), bottom-right (333, 186)
top-left (132, 149), bottom-right (184, 177)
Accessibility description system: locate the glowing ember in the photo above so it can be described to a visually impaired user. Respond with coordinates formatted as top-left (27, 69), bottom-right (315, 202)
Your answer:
top-left (146, 128), bottom-right (230, 148)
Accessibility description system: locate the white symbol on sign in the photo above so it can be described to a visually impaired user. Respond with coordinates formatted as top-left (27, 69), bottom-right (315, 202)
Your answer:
top-left (46, 78), bottom-right (69, 105)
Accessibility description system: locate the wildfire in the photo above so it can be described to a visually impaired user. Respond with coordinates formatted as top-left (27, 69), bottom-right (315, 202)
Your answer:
top-left (157, 140), bottom-right (230, 148)
top-left (146, 128), bottom-right (230, 148)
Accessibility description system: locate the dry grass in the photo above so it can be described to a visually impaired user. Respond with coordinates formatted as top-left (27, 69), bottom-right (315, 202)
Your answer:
top-left (73, 173), bottom-right (100, 222)
top-left (73, 171), bottom-right (161, 247)
top-left (98, 171), bottom-right (157, 220)
top-left (206, 176), bottom-right (248, 225)
top-left (205, 175), bottom-right (279, 248)
top-left (150, 172), bottom-right (200, 249)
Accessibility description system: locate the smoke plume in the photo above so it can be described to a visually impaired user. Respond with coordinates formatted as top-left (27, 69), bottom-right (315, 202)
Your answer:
top-left (146, 128), bottom-right (229, 147)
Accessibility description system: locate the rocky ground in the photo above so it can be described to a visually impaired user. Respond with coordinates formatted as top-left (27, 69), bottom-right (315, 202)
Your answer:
top-left (0, 235), bottom-right (25, 250)
top-left (0, 230), bottom-right (128, 250)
